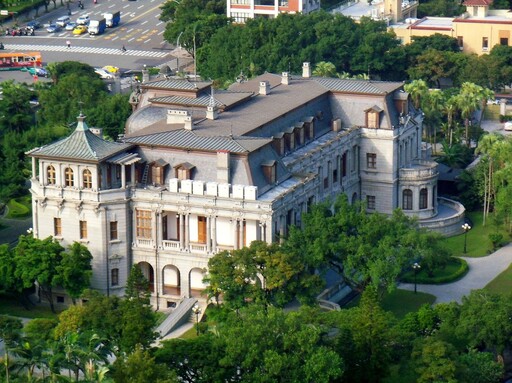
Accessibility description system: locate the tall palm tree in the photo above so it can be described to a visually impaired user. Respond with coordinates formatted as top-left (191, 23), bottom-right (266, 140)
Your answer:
top-left (404, 79), bottom-right (428, 110)
top-left (424, 89), bottom-right (443, 154)
top-left (476, 133), bottom-right (504, 225)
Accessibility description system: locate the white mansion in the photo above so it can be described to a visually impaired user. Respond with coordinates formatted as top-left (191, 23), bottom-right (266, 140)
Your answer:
top-left (28, 64), bottom-right (464, 308)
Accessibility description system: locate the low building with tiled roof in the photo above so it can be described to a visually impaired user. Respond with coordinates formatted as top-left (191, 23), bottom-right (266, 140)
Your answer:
top-left (28, 64), bottom-right (464, 309)
top-left (391, 0), bottom-right (512, 54)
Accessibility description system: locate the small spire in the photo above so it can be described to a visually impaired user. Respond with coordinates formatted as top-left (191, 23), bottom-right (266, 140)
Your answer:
top-left (75, 112), bottom-right (89, 132)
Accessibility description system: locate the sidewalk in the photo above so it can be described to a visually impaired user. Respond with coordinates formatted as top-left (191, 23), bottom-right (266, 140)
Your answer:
top-left (399, 242), bottom-right (512, 303)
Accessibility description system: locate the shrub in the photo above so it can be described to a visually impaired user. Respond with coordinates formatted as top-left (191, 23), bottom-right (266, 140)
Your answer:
top-left (6, 197), bottom-right (31, 218)
top-left (489, 233), bottom-right (504, 250)
top-left (401, 258), bottom-right (469, 285)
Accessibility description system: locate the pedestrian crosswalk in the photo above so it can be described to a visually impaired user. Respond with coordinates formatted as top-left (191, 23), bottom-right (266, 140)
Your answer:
top-left (2, 44), bottom-right (170, 58)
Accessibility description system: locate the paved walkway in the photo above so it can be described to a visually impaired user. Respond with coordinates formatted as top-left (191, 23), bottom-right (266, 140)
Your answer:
top-left (0, 214), bottom-right (32, 246)
top-left (399, 242), bottom-right (512, 303)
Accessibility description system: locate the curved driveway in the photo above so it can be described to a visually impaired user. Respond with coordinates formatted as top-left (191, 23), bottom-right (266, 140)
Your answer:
top-left (399, 243), bottom-right (512, 303)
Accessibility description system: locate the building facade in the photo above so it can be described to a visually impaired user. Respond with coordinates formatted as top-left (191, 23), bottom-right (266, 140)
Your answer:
top-left (28, 64), bottom-right (464, 308)
top-left (227, 0), bottom-right (320, 23)
top-left (391, 0), bottom-right (512, 54)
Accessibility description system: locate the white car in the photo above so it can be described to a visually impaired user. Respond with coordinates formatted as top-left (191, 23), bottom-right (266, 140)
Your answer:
top-left (94, 68), bottom-right (114, 79)
top-left (504, 121), bottom-right (512, 131)
top-left (76, 15), bottom-right (90, 25)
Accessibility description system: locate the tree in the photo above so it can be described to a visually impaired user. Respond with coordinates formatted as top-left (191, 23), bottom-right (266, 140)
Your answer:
top-left (219, 306), bottom-right (343, 383)
top-left (286, 194), bottom-right (444, 294)
top-left (14, 235), bottom-right (65, 313)
top-left (404, 79), bottom-right (428, 110)
top-left (205, 241), bottom-right (324, 310)
top-left (0, 315), bottom-right (23, 383)
top-left (457, 349), bottom-right (504, 383)
top-left (55, 242), bottom-right (93, 303)
top-left (412, 338), bottom-right (458, 383)
top-left (113, 345), bottom-right (178, 383)
top-left (0, 80), bottom-right (34, 135)
top-left (312, 61), bottom-right (337, 77)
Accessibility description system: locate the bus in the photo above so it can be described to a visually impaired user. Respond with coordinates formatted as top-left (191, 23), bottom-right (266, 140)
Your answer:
top-left (0, 51), bottom-right (42, 71)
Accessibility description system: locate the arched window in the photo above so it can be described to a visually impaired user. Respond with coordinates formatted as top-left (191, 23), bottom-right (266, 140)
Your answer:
top-left (83, 169), bottom-right (92, 189)
top-left (65, 167), bottom-right (74, 187)
top-left (419, 188), bottom-right (428, 209)
top-left (47, 165), bottom-right (56, 185)
top-left (403, 189), bottom-right (413, 210)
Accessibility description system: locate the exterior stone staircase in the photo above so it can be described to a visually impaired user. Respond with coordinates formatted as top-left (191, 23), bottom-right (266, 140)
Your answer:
top-left (156, 297), bottom-right (198, 338)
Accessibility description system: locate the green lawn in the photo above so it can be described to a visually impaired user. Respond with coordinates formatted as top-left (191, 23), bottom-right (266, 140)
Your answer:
top-left (441, 211), bottom-right (509, 257)
top-left (344, 289), bottom-right (435, 319)
top-left (485, 263), bottom-right (512, 294)
top-left (381, 289), bottom-right (436, 319)
top-left (0, 293), bottom-right (61, 319)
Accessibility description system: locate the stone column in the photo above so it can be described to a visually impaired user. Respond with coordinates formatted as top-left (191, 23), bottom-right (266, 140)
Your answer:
top-left (131, 164), bottom-right (135, 187)
top-left (206, 216), bottom-right (211, 253)
top-left (185, 214), bottom-right (190, 251)
top-left (31, 157), bottom-right (36, 180)
top-left (121, 165), bottom-right (126, 189)
top-left (211, 216), bottom-right (217, 253)
top-left (179, 214), bottom-right (185, 250)
top-left (238, 220), bottom-right (244, 248)
top-left (233, 220), bottom-right (238, 250)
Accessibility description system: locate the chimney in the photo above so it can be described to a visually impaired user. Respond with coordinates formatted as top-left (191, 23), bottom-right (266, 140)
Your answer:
top-left (206, 94), bottom-right (218, 120)
top-left (281, 72), bottom-right (290, 85)
top-left (217, 151), bottom-right (230, 183)
top-left (206, 105), bottom-right (218, 120)
top-left (302, 62), bottom-right (311, 78)
top-left (259, 80), bottom-right (270, 95)
top-left (167, 109), bottom-right (193, 130)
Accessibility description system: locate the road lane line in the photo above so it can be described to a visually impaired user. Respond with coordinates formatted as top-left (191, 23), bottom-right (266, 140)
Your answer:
top-left (156, 21), bottom-right (162, 26)
top-left (128, 37), bottom-right (135, 42)
top-left (140, 20), bottom-right (148, 25)
top-left (127, 28), bottom-right (134, 33)
top-left (137, 5), bottom-right (144, 9)
top-left (112, 36), bottom-right (119, 41)
top-left (142, 29), bottom-right (149, 34)
top-left (158, 30), bottom-right (164, 35)
top-left (144, 38), bottom-right (151, 43)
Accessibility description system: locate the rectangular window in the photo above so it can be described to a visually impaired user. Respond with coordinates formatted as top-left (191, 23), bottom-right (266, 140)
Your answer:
top-left (501, 37), bottom-right (509, 46)
top-left (136, 209), bottom-right (152, 238)
top-left (54, 218), bottom-right (62, 236)
top-left (111, 268), bottom-right (119, 286)
top-left (367, 195), bottom-right (376, 210)
top-left (457, 36), bottom-right (464, 49)
top-left (482, 37), bottom-right (489, 50)
top-left (198, 216), bottom-right (207, 244)
top-left (333, 168), bottom-right (338, 183)
top-left (79, 220), bottom-right (87, 239)
top-left (342, 152), bottom-right (347, 177)
top-left (110, 221), bottom-right (118, 241)
top-left (366, 153), bottom-right (377, 169)
top-left (352, 146), bottom-right (357, 171)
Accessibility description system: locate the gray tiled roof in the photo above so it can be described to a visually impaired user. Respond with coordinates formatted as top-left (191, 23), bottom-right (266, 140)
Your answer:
top-left (123, 129), bottom-right (271, 153)
top-left (143, 78), bottom-right (212, 91)
top-left (313, 77), bottom-right (403, 95)
top-left (149, 95), bottom-right (225, 107)
top-left (31, 115), bottom-right (131, 162)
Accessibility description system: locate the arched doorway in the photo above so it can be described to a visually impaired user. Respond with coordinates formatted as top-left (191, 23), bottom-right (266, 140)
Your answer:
top-left (137, 261), bottom-right (155, 292)
top-left (189, 268), bottom-right (206, 298)
top-left (162, 265), bottom-right (181, 296)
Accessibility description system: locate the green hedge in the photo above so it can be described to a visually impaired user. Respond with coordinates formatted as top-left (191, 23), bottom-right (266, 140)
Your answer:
top-left (6, 196), bottom-right (31, 218)
top-left (401, 257), bottom-right (469, 285)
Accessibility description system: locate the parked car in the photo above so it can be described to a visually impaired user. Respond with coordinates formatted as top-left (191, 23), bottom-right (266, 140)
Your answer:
top-left (27, 20), bottom-right (41, 29)
top-left (504, 121), bottom-right (512, 131)
top-left (72, 25), bottom-right (88, 35)
top-left (103, 65), bottom-right (119, 74)
top-left (76, 15), bottom-right (90, 25)
top-left (28, 67), bottom-right (49, 77)
top-left (65, 22), bottom-right (77, 31)
top-left (46, 24), bottom-right (62, 33)
top-left (94, 68), bottom-right (114, 79)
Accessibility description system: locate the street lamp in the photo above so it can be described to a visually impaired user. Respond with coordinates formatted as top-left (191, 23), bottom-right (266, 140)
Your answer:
top-left (192, 304), bottom-right (201, 336)
top-left (412, 262), bottom-right (421, 294)
top-left (462, 223), bottom-right (471, 254)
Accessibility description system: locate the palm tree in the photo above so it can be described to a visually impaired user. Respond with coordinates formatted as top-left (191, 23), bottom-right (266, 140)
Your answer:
top-left (424, 89), bottom-right (443, 154)
top-left (442, 95), bottom-right (458, 146)
top-left (312, 61), bottom-right (337, 78)
top-left (476, 133), bottom-right (504, 225)
top-left (404, 79), bottom-right (428, 110)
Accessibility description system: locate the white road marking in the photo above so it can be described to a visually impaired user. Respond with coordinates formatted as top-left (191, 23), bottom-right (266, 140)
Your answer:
top-left (156, 21), bottom-right (162, 26)
top-left (3, 43), bottom-right (169, 57)
top-left (137, 4), bottom-right (144, 9)
top-left (127, 28), bottom-right (134, 33)
top-left (128, 37), bottom-right (135, 42)
top-left (144, 38), bottom-right (151, 43)
top-left (140, 20), bottom-right (148, 25)
top-left (157, 30), bottom-right (164, 35)
top-left (111, 36), bottom-right (119, 41)
top-left (141, 29), bottom-right (149, 34)
top-left (123, 4), bottom-right (130, 8)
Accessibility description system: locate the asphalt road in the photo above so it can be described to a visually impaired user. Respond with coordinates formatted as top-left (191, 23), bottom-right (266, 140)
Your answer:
top-left (0, 0), bottom-right (175, 73)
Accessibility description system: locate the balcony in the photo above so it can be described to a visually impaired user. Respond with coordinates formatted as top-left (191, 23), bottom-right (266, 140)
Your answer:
top-left (134, 238), bottom-right (154, 249)
top-left (399, 160), bottom-right (438, 181)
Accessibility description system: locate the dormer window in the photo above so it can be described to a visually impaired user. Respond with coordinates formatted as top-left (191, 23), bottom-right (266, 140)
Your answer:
top-left (365, 106), bottom-right (382, 129)
top-left (65, 167), bottom-right (74, 187)
top-left (151, 159), bottom-right (168, 185)
top-left (47, 165), bottom-right (56, 185)
top-left (272, 133), bottom-right (285, 156)
top-left (174, 162), bottom-right (195, 181)
top-left (284, 127), bottom-right (295, 152)
top-left (262, 160), bottom-right (276, 184)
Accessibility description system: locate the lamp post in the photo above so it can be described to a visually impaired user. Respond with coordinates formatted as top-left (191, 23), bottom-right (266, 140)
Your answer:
top-left (192, 304), bottom-right (201, 336)
top-left (412, 262), bottom-right (421, 294)
top-left (462, 223), bottom-right (471, 254)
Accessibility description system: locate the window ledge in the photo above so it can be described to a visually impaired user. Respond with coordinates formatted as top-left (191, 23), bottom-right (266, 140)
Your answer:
top-left (109, 239), bottom-right (121, 244)
top-left (79, 239), bottom-right (89, 244)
